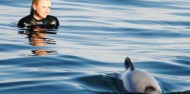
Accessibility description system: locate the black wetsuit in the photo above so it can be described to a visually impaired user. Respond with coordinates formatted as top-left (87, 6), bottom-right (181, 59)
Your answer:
top-left (17, 15), bottom-right (59, 28)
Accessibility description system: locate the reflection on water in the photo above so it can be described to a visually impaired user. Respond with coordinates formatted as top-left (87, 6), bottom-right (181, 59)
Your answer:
top-left (18, 27), bottom-right (57, 56)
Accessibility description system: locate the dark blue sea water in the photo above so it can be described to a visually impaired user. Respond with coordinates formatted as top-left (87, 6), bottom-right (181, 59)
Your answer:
top-left (0, 0), bottom-right (190, 94)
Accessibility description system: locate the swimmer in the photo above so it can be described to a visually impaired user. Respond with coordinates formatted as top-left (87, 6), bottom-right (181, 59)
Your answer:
top-left (17, 0), bottom-right (59, 28)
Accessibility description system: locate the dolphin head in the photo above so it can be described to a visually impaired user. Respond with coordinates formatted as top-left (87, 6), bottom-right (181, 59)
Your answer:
top-left (121, 57), bottom-right (162, 94)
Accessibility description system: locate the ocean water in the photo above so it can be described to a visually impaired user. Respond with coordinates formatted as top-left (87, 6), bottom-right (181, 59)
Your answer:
top-left (0, 0), bottom-right (190, 93)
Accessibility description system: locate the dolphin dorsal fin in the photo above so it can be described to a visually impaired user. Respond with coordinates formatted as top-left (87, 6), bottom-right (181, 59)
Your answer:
top-left (124, 57), bottom-right (134, 71)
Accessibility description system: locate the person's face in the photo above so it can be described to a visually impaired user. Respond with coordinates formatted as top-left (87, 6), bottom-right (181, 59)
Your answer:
top-left (33, 0), bottom-right (51, 20)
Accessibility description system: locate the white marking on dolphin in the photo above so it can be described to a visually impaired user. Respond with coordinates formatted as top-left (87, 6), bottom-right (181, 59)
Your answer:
top-left (121, 57), bottom-right (162, 94)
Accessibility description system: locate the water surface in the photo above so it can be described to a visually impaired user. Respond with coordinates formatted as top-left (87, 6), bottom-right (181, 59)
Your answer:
top-left (0, 0), bottom-right (190, 93)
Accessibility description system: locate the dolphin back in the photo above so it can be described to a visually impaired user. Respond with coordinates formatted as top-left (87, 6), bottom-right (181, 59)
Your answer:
top-left (124, 57), bottom-right (134, 71)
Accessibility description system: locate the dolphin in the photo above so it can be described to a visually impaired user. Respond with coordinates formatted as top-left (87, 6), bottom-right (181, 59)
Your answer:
top-left (121, 57), bottom-right (162, 94)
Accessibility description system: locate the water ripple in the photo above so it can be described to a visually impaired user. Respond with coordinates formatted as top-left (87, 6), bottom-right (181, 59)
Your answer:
top-left (0, 0), bottom-right (190, 93)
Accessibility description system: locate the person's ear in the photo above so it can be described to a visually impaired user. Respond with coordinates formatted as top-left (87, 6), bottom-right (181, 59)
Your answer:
top-left (32, 4), bottom-right (37, 10)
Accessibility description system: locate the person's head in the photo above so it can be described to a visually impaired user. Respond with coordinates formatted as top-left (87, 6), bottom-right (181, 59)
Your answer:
top-left (30, 0), bottom-right (51, 20)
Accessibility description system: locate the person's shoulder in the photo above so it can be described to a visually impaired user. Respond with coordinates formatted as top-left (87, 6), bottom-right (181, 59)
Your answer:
top-left (46, 15), bottom-right (59, 20)
top-left (47, 15), bottom-right (57, 18)
top-left (19, 15), bottom-right (32, 22)
top-left (17, 15), bottom-right (32, 27)
top-left (46, 15), bottom-right (59, 28)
